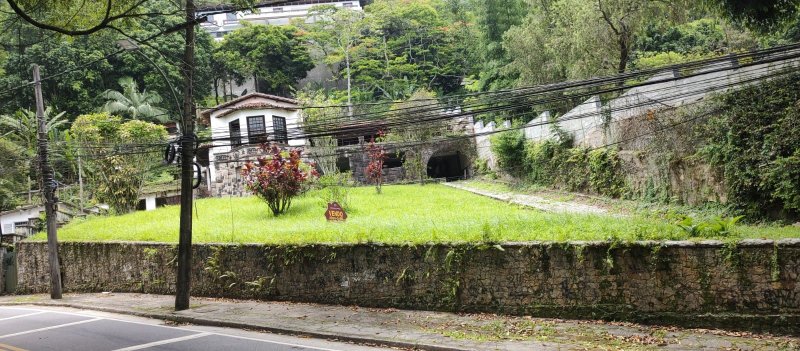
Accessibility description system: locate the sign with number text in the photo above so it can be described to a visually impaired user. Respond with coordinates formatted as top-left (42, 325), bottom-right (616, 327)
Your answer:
top-left (325, 202), bottom-right (347, 221)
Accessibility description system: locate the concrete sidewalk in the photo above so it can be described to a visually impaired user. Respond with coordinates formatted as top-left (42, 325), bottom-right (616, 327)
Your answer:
top-left (1, 294), bottom-right (797, 350)
top-left (444, 182), bottom-right (615, 216)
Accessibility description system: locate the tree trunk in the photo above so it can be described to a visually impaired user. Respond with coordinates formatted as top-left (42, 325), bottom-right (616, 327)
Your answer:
top-left (616, 34), bottom-right (630, 87)
top-left (346, 51), bottom-right (353, 118)
top-left (213, 78), bottom-right (220, 105)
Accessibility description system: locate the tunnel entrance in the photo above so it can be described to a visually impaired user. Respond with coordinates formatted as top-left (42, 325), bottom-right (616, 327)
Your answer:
top-left (427, 152), bottom-right (465, 181)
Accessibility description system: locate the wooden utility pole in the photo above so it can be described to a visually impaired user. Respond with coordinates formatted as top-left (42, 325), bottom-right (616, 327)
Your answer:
top-left (175, 0), bottom-right (196, 311)
top-left (33, 64), bottom-right (62, 299)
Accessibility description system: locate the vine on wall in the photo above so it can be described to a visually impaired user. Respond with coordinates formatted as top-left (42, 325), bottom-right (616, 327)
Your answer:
top-left (696, 72), bottom-right (800, 221)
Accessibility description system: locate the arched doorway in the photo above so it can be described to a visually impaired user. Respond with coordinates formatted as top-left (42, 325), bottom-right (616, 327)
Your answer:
top-left (427, 151), bottom-right (467, 181)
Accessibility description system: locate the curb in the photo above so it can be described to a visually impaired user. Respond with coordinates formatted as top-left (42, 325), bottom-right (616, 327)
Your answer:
top-left (0, 301), bottom-right (469, 351)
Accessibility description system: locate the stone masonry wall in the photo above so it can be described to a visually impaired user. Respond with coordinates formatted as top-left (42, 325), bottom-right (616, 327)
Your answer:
top-left (14, 239), bottom-right (800, 333)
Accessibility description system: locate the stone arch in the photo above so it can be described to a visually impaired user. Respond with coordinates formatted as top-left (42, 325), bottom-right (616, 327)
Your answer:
top-left (423, 140), bottom-right (474, 181)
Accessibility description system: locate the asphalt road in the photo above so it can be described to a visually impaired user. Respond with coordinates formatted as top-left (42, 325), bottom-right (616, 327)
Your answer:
top-left (0, 306), bottom-right (397, 351)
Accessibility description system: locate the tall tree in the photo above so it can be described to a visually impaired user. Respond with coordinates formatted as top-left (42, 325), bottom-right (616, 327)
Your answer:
top-left (504, 0), bottom-right (684, 87)
top-left (296, 5), bottom-right (365, 111)
top-left (215, 23), bottom-right (313, 96)
top-left (351, 0), bottom-right (468, 100)
top-left (100, 76), bottom-right (168, 123)
top-left (70, 112), bottom-right (167, 214)
top-left (0, 0), bottom-right (216, 119)
top-left (470, 0), bottom-right (527, 91)
top-left (0, 107), bottom-right (68, 202)
top-left (0, 137), bottom-right (27, 210)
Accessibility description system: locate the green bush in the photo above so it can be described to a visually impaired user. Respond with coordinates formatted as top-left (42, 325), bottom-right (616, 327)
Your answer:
top-left (522, 139), bottom-right (625, 198)
top-left (587, 148), bottom-right (625, 197)
top-left (473, 158), bottom-right (496, 178)
top-left (524, 139), bottom-right (559, 184)
top-left (490, 130), bottom-right (527, 177)
top-left (697, 71), bottom-right (800, 220)
top-left (675, 215), bottom-right (742, 238)
top-left (316, 172), bottom-right (354, 210)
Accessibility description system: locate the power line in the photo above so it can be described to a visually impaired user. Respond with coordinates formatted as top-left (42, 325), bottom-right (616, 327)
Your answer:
top-left (0, 16), bottom-right (205, 99)
top-left (197, 43), bottom-right (800, 139)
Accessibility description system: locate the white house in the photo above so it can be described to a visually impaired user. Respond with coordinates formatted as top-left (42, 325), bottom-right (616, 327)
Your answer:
top-left (200, 93), bottom-right (306, 196)
top-left (198, 1), bottom-right (362, 41)
top-left (0, 202), bottom-right (86, 242)
top-left (0, 205), bottom-right (42, 240)
top-left (197, 1), bottom-right (363, 98)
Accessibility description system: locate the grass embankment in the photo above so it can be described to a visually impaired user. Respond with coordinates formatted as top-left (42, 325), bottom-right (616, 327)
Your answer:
top-left (34, 184), bottom-right (799, 244)
top-left (460, 179), bottom-right (800, 239)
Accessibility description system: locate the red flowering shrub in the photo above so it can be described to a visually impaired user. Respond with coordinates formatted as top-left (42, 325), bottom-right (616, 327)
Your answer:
top-left (365, 131), bottom-right (387, 194)
top-left (241, 143), bottom-right (318, 216)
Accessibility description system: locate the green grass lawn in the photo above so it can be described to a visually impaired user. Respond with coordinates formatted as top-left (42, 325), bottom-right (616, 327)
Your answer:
top-left (32, 184), bottom-right (800, 244)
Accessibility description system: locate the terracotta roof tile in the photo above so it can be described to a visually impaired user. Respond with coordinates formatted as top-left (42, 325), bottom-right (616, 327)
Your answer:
top-left (199, 93), bottom-right (299, 118)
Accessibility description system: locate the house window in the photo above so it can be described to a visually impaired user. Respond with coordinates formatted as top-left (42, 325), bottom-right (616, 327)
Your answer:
top-left (336, 156), bottom-right (351, 172)
top-left (13, 221), bottom-right (28, 235)
top-left (384, 152), bottom-right (404, 168)
top-left (247, 116), bottom-right (268, 144)
top-left (229, 120), bottom-right (242, 147)
top-left (342, 2), bottom-right (353, 7)
top-left (273, 7), bottom-right (283, 12)
top-left (337, 136), bottom-right (359, 146)
top-left (225, 12), bottom-right (238, 21)
top-left (2, 223), bottom-right (11, 234)
top-left (273, 116), bottom-right (288, 144)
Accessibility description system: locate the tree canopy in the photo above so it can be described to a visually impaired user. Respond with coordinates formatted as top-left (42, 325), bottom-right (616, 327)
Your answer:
top-left (215, 23), bottom-right (313, 96)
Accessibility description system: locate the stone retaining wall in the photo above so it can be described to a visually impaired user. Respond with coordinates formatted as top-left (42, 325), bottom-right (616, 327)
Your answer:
top-left (14, 239), bottom-right (800, 333)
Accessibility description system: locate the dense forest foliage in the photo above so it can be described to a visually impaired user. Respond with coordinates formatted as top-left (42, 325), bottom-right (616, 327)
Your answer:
top-left (1, 0), bottom-right (798, 119)
top-left (0, 0), bottom-right (799, 212)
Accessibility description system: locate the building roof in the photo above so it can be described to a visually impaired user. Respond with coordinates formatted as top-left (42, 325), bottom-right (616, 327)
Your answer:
top-left (199, 93), bottom-right (300, 119)
top-left (197, 0), bottom-right (354, 12)
top-left (0, 201), bottom-right (88, 218)
top-left (214, 102), bottom-right (299, 119)
top-left (0, 203), bottom-right (42, 216)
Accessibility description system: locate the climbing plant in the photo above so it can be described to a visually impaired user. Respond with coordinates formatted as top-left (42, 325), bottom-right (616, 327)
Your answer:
top-left (696, 71), bottom-right (800, 221)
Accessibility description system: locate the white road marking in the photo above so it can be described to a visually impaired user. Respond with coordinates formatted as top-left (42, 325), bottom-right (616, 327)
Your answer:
top-left (0, 317), bottom-right (102, 339)
top-left (12, 308), bottom-right (355, 351)
top-left (0, 312), bottom-right (46, 322)
top-left (110, 332), bottom-right (212, 351)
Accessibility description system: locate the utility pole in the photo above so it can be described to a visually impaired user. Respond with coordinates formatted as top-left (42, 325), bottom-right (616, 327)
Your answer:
top-left (175, 0), bottom-right (196, 311)
top-left (33, 64), bottom-right (62, 299)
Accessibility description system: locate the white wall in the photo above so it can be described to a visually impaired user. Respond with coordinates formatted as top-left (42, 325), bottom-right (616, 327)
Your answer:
top-left (0, 207), bottom-right (41, 236)
top-left (208, 99), bottom-right (304, 182)
top-left (515, 49), bottom-right (800, 149)
top-left (474, 121), bottom-right (497, 170)
top-left (200, 1), bottom-right (362, 41)
top-left (145, 195), bottom-right (157, 211)
top-left (556, 96), bottom-right (604, 146)
top-left (523, 111), bottom-right (552, 141)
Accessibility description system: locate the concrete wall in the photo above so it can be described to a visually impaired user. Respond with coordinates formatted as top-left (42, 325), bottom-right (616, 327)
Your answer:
top-left (509, 50), bottom-right (800, 149)
top-left (14, 240), bottom-right (800, 333)
top-left (474, 121), bottom-right (496, 170)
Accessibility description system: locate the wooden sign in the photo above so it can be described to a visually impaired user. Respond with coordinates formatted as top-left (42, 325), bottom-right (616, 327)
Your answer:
top-left (325, 202), bottom-right (347, 221)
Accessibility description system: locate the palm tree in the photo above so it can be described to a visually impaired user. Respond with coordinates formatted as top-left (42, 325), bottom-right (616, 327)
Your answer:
top-left (0, 107), bottom-right (67, 153)
top-left (0, 107), bottom-right (68, 202)
top-left (100, 77), bottom-right (168, 123)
